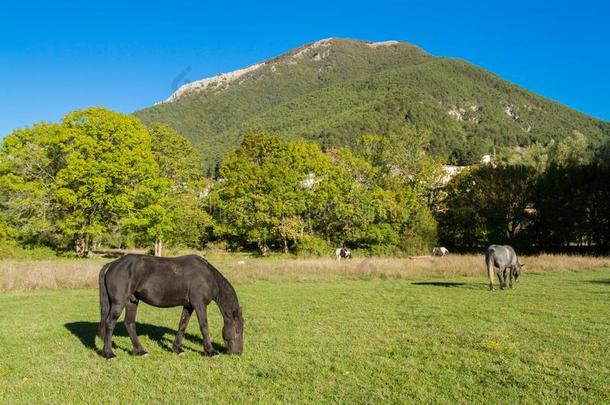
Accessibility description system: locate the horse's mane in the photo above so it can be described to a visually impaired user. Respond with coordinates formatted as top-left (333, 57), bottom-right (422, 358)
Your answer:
top-left (197, 256), bottom-right (239, 315)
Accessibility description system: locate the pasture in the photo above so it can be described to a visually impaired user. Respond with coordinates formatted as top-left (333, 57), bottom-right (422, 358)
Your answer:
top-left (0, 255), bottom-right (609, 403)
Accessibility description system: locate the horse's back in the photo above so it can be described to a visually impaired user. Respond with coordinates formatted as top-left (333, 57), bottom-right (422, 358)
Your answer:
top-left (103, 254), bottom-right (217, 307)
top-left (486, 245), bottom-right (517, 268)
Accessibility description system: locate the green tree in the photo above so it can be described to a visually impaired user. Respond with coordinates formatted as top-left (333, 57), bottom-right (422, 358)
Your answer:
top-left (0, 123), bottom-right (64, 246)
top-left (353, 127), bottom-right (443, 198)
top-left (127, 123), bottom-right (212, 255)
top-left (0, 108), bottom-right (158, 254)
top-left (211, 133), bottom-right (317, 254)
top-left (211, 133), bottom-right (437, 255)
top-left (437, 164), bottom-right (536, 248)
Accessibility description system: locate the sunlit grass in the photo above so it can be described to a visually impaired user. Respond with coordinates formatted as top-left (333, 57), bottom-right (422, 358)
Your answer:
top-left (0, 270), bottom-right (608, 403)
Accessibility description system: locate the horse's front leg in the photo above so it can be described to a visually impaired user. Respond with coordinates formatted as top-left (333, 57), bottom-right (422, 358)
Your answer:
top-left (124, 301), bottom-right (147, 356)
top-left (508, 268), bottom-right (514, 289)
top-left (194, 304), bottom-right (218, 356)
top-left (173, 306), bottom-right (193, 355)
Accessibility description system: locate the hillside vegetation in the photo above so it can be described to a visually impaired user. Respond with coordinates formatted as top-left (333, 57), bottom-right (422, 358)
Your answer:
top-left (135, 38), bottom-right (609, 169)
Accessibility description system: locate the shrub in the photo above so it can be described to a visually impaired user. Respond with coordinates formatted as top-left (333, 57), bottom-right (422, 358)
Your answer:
top-left (295, 235), bottom-right (332, 257)
top-left (0, 240), bottom-right (58, 260)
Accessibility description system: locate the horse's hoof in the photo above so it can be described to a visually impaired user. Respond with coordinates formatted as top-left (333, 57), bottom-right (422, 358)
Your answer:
top-left (204, 350), bottom-right (219, 357)
top-left (178, 351), bottom-right (186, 356)
top-left (103, 352), bottom-right (117, 360)
top-left (135, 350), bottom-right (148, 357)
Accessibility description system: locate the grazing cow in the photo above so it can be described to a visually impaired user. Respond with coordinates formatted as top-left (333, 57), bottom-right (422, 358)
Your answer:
top-left (485, 245), bottom-right (524, 291)
top-left (335, 247), bottom-right (352, 260)
top-left (432, 247), bottom-right (449, 256)
top-left (99, 254), bottom-right (244, 359)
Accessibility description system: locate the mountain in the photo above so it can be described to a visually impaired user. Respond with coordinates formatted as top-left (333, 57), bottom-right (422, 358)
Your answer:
top-left (134, 38), bottom-right (609, 169)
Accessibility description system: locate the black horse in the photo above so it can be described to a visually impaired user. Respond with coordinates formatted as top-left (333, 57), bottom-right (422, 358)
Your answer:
top-left (99, 254), bottom-right (244, 359)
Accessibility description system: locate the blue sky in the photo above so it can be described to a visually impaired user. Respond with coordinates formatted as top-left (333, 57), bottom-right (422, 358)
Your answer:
top-left (1, 0), bottom-right (608, 137)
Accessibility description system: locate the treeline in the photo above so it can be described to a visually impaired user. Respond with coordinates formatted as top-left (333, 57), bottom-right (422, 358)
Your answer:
top-left (0, 108), bottom-right (439, 256)
top-left (437, 138), bottom-right (610, 252)
top-left (1, 107), bottom-right (608, 257)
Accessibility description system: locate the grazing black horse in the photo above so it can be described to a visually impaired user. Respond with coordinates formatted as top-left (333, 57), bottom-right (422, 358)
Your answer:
top-left (99, 254), bottom-right (244, 359)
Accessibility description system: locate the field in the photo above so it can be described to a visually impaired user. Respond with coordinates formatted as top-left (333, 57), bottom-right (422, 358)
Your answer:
top-left (0, 255), bottom-right (609, 403)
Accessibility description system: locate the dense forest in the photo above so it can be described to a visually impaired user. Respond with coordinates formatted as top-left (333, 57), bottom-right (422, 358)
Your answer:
top-left (1, 107), bottom-right (608, 257)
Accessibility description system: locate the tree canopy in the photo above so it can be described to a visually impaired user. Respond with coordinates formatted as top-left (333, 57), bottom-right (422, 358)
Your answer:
top-left (1, 108), bottom-right (158, 253)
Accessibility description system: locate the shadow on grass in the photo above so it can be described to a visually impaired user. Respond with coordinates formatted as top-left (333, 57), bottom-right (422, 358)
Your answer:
top-left (586, 279), bottom-right (610, 285)
top-left (93, 250), bottom-right (125, 259)
top-left (64, 321), bottom-right (226, 356)
top-left (411, 281), bottom-right (467, 288)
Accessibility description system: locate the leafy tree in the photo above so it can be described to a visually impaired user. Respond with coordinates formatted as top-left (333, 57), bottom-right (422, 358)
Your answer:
top-left (0, 108), bottom-right (158, 254)
top-left (149, 122), bottom-right (204, 181)
top-left (532, 162), bottom-right (610, 248)
top-left (547, 131), bottom-right (589, 167)
top-left (211, 133), bottom-right (318, 254)
top-left (437, 164), bottom-right (536, 248)
top-left (211, 133), bottom-right (437, 254)
top-left (127, 123), bottom-right (212, 255)
top-left (352, 127), bottom-right (444, 205)
top-left (0, 123), bottom-right (64, 246)
top-left (57, 108), bottom-right (158, 254)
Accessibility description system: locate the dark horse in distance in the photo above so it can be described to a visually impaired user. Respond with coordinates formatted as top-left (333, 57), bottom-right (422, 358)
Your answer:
top-left (99, 254), bottom-right (244, 359)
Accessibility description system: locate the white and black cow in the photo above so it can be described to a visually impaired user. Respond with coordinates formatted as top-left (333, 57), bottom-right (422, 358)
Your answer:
top-left (432, 247), bottom-right (449, 256)
top-left (335, 247), bottom-right (352, 260)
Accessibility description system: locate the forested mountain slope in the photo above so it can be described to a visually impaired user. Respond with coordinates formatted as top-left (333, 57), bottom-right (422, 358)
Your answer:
top-left (135, 38), bottom-right (609, 168)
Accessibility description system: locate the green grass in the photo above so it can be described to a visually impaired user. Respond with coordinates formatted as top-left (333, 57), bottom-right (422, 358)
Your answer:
top-left (1, 271), bottom-right (609, 403)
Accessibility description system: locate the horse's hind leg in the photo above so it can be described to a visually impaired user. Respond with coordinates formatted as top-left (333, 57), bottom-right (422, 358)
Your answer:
top-left (497, 268), bottom-right (506, 290)
top-left (194, 304), bottom-right (218, 356)
top-left (173, 306), bottom-right (193, 354)
top-left (125, 301), bottom-right (147, 356)
top-left (103, 303), bottom-right (125, 359)
top-left (487, 264), bottom-right (495, 291)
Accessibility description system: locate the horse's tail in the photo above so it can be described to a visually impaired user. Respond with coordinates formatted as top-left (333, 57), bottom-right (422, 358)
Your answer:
top-left (485, 246), bottom-right (496, 269)
top-left (98, 263), bottom-right (111, 339)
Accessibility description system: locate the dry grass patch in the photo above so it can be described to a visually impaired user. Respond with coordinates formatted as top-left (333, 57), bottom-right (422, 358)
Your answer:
top-left (0, 259), bottom-right (105, 291)
top-left (1, 254), bottom-right (609, 292)
top-left (215, 254), bottom-right (610, 284)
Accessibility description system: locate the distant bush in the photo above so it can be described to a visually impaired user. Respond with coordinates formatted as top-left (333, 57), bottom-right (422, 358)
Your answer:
top-left (0, 240), bottom-right (58, 260)
top-left (295, 235), bottom-right (332, 257)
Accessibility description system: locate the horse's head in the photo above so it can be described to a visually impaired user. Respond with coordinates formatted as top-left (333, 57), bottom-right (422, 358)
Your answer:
top-left (513, 262), bottom-right (524, 282)
top-left (223, 307), bottom-right (244, 355)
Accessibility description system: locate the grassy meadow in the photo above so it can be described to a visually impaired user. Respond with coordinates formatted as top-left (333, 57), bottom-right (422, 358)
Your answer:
top-left (0, 254), bottom-right (609, 403)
